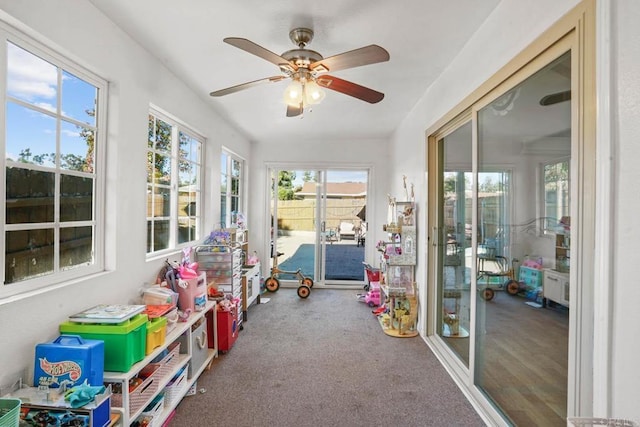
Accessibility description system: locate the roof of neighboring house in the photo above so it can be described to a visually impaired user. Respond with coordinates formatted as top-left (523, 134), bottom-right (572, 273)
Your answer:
top-left (298, 182), bottom-right (367, 197)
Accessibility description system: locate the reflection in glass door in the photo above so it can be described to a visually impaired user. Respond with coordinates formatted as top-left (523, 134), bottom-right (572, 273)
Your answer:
top-left (436, 122), bottom-right (473, 366)
top-left (474, 52), bottom-right (571, 426)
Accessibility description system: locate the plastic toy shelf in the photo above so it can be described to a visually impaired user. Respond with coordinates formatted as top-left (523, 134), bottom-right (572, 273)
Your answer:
top-left (104, 301), bottom-right (217, 426)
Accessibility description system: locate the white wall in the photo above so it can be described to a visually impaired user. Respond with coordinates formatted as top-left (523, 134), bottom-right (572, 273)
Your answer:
top-left (0, 0), bottom-right (251, 387)
top-left (611, 0), bottom-right (640, 418)
top-left (390, 0), bottom-right (640, 421)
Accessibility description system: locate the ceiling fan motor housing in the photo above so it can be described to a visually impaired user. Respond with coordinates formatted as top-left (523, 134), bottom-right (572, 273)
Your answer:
top-left (289, 27), bottom-right (314, 48)
top-left (282, 49), bottom-right (323, 70)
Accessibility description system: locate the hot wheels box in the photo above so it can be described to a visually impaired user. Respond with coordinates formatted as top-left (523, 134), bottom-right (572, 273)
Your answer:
top-left (34, 335), bottom-right (104, 388)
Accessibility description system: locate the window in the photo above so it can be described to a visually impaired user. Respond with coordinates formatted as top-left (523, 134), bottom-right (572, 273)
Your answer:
top-left (542, 158), bottom-right (570, 233)
top-left (220, 150), bottom-right (243, 227)
top-left (2, 37), bottom-right (107, 296)
top-left (147, 108), bottom-right (203, 255)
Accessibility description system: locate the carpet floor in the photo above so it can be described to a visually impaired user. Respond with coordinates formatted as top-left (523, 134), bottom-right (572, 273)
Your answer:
top-left (170, 289), bottom-right (485, 426)
top-left (278, 243), bottom-right (365, 281)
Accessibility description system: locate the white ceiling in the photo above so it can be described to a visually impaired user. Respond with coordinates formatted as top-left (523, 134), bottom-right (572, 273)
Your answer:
top-left (88, 0), bottom-right (502, 143)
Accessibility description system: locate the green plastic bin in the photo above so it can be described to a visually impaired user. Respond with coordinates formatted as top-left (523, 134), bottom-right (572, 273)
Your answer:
top-left (60, 313), bottom-right (148, 372)
top-left (0, 398), bottom-right (20, 427)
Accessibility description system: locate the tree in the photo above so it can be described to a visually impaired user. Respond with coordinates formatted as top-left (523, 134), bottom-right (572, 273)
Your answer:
top-left (277, 170), bottom-right (297, 200)
top-left (303, 171), bottom-right (314, 182)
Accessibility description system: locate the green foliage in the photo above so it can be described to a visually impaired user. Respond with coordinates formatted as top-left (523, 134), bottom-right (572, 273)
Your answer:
top-left (277, 170), bottom-right (298, 200)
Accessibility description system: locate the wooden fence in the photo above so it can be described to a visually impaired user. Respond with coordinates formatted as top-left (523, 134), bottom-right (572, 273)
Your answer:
top-left (274, 198), bottom-right (365, 231)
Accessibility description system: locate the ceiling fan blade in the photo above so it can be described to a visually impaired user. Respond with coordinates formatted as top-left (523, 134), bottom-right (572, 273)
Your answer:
top-left (310, 45), bottom-right (389, 73)
top-left (286, 103), bottom-right (303, 117)
top-left (224, 37), bottom-right (297, 71)
top-left (210, 75), bottom-right (287, 97)
top-left (540, 90), bottom-right (571, 106)
top-left (316, 75), bottom-right (384, 104)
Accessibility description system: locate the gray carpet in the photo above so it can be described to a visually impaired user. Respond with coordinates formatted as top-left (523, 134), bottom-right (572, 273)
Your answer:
top-left (170, 289), bottom-right (485, 426)
top-left (279, 244), bottom-right (365, 281)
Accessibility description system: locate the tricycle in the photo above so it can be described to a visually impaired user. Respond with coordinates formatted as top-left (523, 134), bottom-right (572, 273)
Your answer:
top-left (264, 252), bottom-right (314, 298)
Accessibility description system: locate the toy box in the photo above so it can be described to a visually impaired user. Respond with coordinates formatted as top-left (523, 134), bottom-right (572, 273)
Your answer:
top-left (176, 272), bottom-right (207, 312)
top-left (12, 385), bottom-right (111, 427)
top-left (0, 398), bottom-right (20, 427)
top-left (143, 287), bottom-right (178, 307)
top-left (59, 314), bottom-right (148, 372)
top-left (179, 316), bottom-right (210, 378)
top-left (216, 303), bottom-right (239, 354)
top-left (146, 316), bottom-right (167, 355)
top-left (34, 335), bottom-right (104, 389)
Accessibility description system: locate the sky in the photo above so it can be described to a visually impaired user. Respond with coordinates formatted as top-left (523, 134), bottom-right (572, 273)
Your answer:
top-left (291, 169), bottom-right (368, 186)
top-left (4, 42), bottom-right (97, 167)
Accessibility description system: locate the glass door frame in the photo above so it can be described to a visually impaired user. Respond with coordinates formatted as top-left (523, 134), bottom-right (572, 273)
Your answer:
top-left (268, 165), bottom-right (370, 288)
top-left (424, 1), bottom-right (597, 423)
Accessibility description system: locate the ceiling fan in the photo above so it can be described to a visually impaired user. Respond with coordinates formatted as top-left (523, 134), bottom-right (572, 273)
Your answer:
top-left (209, 27), bottom-right (390, 117)
top-left (539, 90), bottom-right (571, 106)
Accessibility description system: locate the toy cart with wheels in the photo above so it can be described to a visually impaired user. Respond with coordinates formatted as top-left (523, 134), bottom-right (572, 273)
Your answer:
top-left (264, 252), bottom-right (314, 298)
top-left (362, 262), bottom-right (381, 292)
top-left (477, 254), bottom-right (519, 301)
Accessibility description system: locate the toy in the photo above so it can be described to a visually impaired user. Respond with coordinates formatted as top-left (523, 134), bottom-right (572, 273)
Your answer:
top-left (357, 287), bottom-right (381, 307)
top-left (264, 252), bottom-right (314, 298)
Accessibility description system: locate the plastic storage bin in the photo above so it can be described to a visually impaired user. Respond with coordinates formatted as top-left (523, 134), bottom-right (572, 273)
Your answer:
top-left (0, 398), bottom-right (20, 427)
top-left (140, 393), bottom-right (164, 427)
top-left (163, 367), bottom-right (187, 407)
top-left (178, 318), bottom-right (208, 378)
top-left (34, 335), bottom-right (104, 388)
top-left (217, 303), bottom-right (239, 353)
top-left (142, 287), bottom-right (178, 307)
top-left (176, 273), bottom-right (207, 312)
top-left (146, 317), bottom-right (167, 355)
top-left (59, 314), bottom-right (148, 372)
top-left (10, 386), bottom-right (111, 427)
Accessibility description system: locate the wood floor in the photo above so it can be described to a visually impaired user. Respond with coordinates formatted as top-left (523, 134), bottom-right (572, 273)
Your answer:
top-left (443, 291), bottom-right (569, 426)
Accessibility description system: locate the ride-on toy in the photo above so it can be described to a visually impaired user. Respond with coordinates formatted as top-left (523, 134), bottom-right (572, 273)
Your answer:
top-left (264, 252), bottom-right (314, 298)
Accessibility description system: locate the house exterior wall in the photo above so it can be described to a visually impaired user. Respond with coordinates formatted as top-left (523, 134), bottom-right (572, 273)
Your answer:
top-left (390, 0), bottom-right (640, 422)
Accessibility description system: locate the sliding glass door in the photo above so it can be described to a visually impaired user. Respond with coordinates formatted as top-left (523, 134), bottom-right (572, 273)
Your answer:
top-left (428, 49), bottom-right (573, 425)
top-left (473, 52), bottom-right (571, 426)
top-left (270, 168), bottom-right (368, 286)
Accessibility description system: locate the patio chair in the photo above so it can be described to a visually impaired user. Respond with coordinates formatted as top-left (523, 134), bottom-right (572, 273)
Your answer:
top-left (356, 222), bottom-right (367, 247)
top-left (338, 221), bottom-right (356, 240)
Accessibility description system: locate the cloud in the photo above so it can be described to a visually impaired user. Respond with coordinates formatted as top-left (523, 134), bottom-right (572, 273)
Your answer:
top-left (6, 43), bottom-right (57, 101)
top-left (62, 129), bottom-right (80, 138)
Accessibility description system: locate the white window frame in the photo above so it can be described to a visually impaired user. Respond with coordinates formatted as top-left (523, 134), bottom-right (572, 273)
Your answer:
top-left (146, 106), bottom-right (203, 257)
top-left (0, 24), bottom-right (107, 299)
top-left (220, 149), bottom-right (244, 228)
top-left (540, 156), bottom-right (571, 235)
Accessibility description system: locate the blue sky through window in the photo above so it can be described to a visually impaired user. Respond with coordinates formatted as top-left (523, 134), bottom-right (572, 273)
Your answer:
top-left (5, 42), bottom-right (97, 167)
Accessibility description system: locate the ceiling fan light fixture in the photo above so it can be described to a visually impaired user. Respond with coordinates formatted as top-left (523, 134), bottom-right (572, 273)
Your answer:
top-left (283, 80), bottom-right (303, 107)
top-left (304, 80), bottom-right (325, 105)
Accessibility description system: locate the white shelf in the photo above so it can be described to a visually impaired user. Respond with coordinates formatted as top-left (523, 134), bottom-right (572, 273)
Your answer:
top-left (105, 301), bottom-right (217, 426)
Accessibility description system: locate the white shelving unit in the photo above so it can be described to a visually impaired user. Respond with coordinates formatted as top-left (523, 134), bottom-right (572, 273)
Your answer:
top-left (105, 301), bottom-right (217, 426)
top-left (543, 268), bottom-right (570, 307)
top-left (241, 262), bottom-right (261, 322)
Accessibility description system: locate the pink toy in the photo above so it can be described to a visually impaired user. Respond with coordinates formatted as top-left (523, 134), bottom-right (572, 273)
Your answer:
top-left (357, 287), bottom-right (381, 307)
